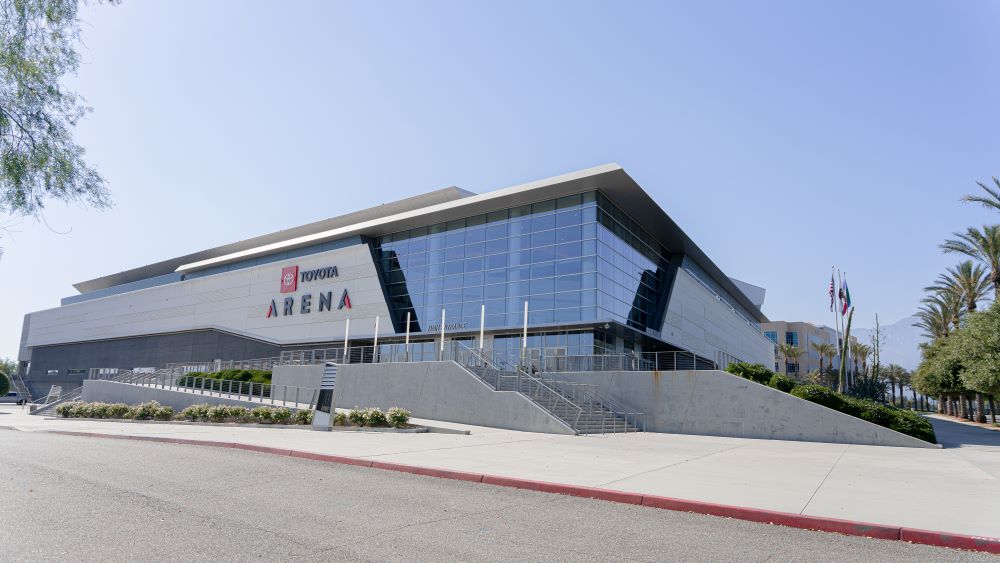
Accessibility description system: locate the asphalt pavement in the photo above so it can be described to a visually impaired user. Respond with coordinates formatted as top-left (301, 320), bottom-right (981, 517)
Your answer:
top-left (0, 430), bottom-right (993, 562)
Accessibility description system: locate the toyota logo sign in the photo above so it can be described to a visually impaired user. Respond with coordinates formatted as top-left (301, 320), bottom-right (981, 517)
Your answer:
top-left (280, 266), bottom-right (298, 293)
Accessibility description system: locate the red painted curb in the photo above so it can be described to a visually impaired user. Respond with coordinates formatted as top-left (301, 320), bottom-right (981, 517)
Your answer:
top-left (288, 450), bottom-right (374, 467)
top-left (39, 430), bottom-right (1000, 554)
top-left (481, 474), bottom-right (644, 505)
top-left (371, 461), bottom-right (485, 483)
top-left (900, 528), bottom-right (1000, 554)
top-left (232, 444), bottom-right (293, 456)
top-left (641, 495), bottom-right (899, 540)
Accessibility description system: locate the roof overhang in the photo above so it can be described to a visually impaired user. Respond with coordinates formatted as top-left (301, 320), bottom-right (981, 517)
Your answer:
top-left (172, 163), bottom-right (767, 322)
top-left (73, 186), bottom-right (474, 293)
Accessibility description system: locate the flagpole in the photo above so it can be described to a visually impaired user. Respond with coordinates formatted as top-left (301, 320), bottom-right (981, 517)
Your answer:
top-left (831, 266), bottom-right (842, 386)
top-left (843, 272), bottom-right (852, 388)
top-left (838, 268), bottom-right (846, 390)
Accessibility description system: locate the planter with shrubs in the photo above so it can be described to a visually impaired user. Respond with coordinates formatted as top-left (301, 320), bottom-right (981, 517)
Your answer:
top-left (724, 362), bottom-right (936, 443)
top-left (332, 406), bottom-right (412, 429)
top-left (56, 400), bottom-right (174, 421)
top-left (52, 400), bottom-right (416, 431)
top-left (53, 400), bottom-right (313, 426)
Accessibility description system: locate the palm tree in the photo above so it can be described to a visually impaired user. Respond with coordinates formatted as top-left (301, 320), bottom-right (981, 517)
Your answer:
top-left (810, 342), bottom-right (836, 374)
top-left (924, 261), bottom-right (991, 313)
top-left (941, 225), bottom-right (1000, 301)
top-left (849, 341), bottom-right (867, 376)
top-left (897, 367), bottom-right (912, 409)
top-left (776, 343), bottom-right (803, 377)
top-left (963, 177), bottom-right (1000, 213)
top-left (882, 364), bottom-right (907, 406)
top-left (914, 291), bottom-right (962, 339)
top-left (852, 342), bottom-right (872, 373)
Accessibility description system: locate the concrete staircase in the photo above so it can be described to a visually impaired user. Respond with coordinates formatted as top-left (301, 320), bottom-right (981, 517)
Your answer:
top-left (464, 360), bottom-right (641, 435)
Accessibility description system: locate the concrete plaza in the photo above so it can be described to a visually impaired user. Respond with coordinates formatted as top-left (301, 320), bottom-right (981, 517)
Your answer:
top-left (2, 405), bottom-right (998, 539)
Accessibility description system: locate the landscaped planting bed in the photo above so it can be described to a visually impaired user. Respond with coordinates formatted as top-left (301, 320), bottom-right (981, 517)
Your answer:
top-left (55, 401), bottom-right (312, 425)
top-left (725, 362), bottom-right (936, 443)
top-left (52, 401), bottom-right (414, 429)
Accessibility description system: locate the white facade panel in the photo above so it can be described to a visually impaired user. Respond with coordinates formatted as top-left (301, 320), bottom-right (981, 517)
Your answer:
top-left (661, 269), bottom-right (774, 367)
top-left (25, 243), bottom-right (392, 348)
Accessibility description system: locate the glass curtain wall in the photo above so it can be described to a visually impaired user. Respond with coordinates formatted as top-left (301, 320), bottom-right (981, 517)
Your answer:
top-left (372, 191), bottom-right (672, 349)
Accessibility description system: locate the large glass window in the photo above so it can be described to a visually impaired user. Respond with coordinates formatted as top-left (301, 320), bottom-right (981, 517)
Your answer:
top-left (785, 331), bottom-right (799, 347)
top-left (373, 191), bottom-right (671, 334)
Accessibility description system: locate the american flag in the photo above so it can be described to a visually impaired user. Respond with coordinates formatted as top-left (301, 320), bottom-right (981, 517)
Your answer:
top-left (828, 272), bottom-right (835, 312)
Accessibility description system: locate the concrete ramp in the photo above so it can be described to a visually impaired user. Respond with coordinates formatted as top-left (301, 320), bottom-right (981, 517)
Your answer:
top-left (551, 370), bottom-right (936, 448)
top-left (333, 361), bottom-right (575, 435)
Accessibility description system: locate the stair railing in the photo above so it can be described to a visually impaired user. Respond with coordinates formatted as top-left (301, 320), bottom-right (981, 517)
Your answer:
top-left (451, 342), bottom-right (583, 432)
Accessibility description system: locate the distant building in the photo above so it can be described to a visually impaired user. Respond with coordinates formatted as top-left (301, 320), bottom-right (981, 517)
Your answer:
top-left (760, 321), bottom-right (856, 376)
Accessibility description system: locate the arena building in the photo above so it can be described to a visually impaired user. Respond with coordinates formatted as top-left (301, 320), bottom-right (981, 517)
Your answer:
top-left (17, 164), bottom-right (774, 396)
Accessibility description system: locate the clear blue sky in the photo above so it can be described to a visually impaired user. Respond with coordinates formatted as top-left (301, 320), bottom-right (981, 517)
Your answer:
top-left (2, 0), bottom-right (999, 360)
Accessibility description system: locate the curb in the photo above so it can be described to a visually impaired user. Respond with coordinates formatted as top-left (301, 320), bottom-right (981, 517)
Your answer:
top-left (37, 429), bottom-right (1000, 554)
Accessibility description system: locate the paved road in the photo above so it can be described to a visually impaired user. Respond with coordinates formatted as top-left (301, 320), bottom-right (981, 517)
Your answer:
top-left (928, 414), bottom-right (1000, 448)
top-left (0, 430), bottom-right (993, 562)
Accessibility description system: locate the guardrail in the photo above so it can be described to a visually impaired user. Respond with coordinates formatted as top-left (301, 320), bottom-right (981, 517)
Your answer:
top-left (542, 351), bottom-right (716, 372)
top-left (88, 370), bottom-right (318, 410)
top-left (162, 344), bottom-right (717, 377)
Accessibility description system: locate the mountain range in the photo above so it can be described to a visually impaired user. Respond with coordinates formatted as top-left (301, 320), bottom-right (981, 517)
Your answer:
top-left (851, 315), bottom-right (926, 371)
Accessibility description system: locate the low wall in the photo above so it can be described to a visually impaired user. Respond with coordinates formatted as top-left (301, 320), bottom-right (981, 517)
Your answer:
top-left (552, 370), bottom-right (935, 448)
top-left (81, 380), bottom-right (308, 412)
top-left (333, 361), bottom-right (574, 435)
top-left (272, 364), bottom-right (324, 389)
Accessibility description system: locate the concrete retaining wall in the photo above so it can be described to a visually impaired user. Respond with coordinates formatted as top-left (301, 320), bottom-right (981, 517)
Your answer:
top-left (552, 370), bottom-right (935, 448)
top-left (333, 361), bottom-right (574, 435)
top-left (81, 380), bottom-right (308, 412)
top-left (272, 364), bottom-right (325, 389)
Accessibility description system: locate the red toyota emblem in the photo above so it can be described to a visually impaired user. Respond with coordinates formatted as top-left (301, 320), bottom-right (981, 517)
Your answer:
top-left (280, 266), bottom-right (298, 293)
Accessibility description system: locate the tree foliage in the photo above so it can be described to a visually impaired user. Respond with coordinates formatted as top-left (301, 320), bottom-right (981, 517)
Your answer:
top-left (0, 0), bottom-right (113, 217)
top-left (912, 336), bottom-right (966, 399)
top-left (953, 302), bottom-right (1000, 398)
top-left (941, 225), bottom-right (1000, 302)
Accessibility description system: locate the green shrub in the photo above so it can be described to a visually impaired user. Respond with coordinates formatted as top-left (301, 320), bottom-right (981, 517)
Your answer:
top-left (294, 409), bottom-right (314, 425)
top-left (726, 362), bottom-right (774, 385)
top-left (179, 404), bottom-right (208, 421)
top-left (271, 407), bottom-right (292, 424)
top-left (70, 402), bottom-right (93, 418)
top-left (154, 406), bottom-right (174, 421)
top-left (250, 406), bottom-right (273, 423)
top-left (56, 401), bottom-right (82, 418)
top-left (889, 409), bottom-right (937, 443)
top-left (791, 385), bottom-right (936, 443)
top-left (226, 406), bottom-right (250, 422)
top-left (129, 401), bottom-right (162, 421)
top-left (768, 373), bottom-right (798, 393)
top-left (333, 412), bottom-right (348, 426)
top-left (363, 407), bottom-right (386, 427)
top-left (791, 385), bottom-right (845, 410)
top-left (386, 407), bottom-right (411, 428)
top-left (88, 402), bottom-right (109, 418)
top-left (348, 408), bottom-right (366, 426)
top-left (107, 403), bottom-right (130, 418)
top-left (207, 405), bottom-right (229, 422)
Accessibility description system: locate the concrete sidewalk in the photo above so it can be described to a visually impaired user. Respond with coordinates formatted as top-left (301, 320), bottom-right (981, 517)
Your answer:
top-left (2, 405), bottom-right (998, 538)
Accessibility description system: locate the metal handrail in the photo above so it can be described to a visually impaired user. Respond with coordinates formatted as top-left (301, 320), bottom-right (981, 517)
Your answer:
top-left (548, 379), bottom-right (646, 434)
top-left (543, 351), bottom-right (716, 372)
top-left (87, 370), bottom-right (318, 410)
top-left (450, 342), bottom-right (584, 432)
